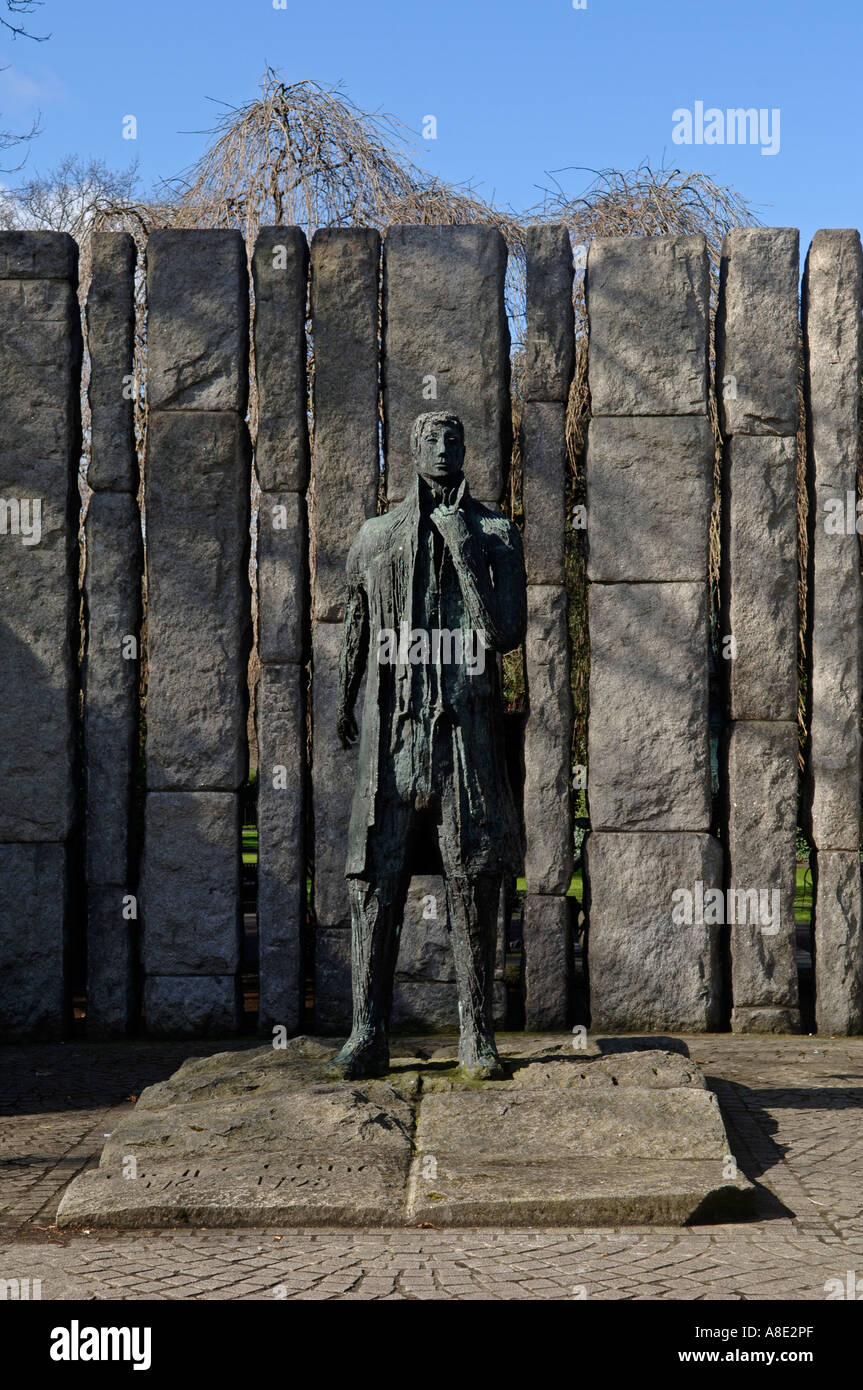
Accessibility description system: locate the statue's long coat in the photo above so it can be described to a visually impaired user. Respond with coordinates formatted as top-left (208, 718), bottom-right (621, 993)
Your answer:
top-left (340, 473), bottom-right (526, 879)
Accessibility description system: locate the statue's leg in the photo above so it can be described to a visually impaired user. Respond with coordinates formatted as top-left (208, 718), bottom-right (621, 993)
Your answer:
top-left (444, 872), bottom-right (505, 1080)
top-left (325, 872), bottom-right (410, 1080)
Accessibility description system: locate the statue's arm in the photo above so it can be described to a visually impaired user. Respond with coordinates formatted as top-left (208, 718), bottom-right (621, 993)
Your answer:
top-left (337, 555), bottom-right (369, 750)
top-left (433, 506), bottom-right (527, 653)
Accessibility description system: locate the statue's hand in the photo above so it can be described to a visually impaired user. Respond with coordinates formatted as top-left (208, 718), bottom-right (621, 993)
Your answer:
top-left (430, 477), bottom-right (468, 539)
top-left (337, 708), bottom-right (358, 750)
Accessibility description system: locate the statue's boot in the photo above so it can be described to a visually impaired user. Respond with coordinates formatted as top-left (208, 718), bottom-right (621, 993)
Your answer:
top-left (446, 873), bottom-right (505, 1080)
top-left (325, 876), bottom-right (404, 1080)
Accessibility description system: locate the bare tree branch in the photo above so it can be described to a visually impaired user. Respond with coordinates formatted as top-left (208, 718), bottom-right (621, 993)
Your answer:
top-left (1, 1), bottom-right (49, 41)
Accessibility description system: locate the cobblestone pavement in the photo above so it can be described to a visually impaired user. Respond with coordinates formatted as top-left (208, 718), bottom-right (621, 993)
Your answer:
top-left (2, 1034), bottom-right (862, 1300)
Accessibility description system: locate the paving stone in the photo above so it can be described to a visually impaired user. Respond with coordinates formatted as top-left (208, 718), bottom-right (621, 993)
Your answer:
top-left (716, 227), bottom-right (799, 436)
top-left (147, 229), bottom-right (248, 413)
top-left (585, 831), bottom-right (723, 1032)
top-left (586, 416), bottom-right (713, 582)
top-left (310, 229), bottom-right (379, 620)
top-left (252, 227), bottom-right (309, 492)
top-left (587, 583), bottom-right (711, 831)
top-left (523, 224), bottom-right (574, 402)
top-left (86, 231), bottom-right (137, 491)
top-left (586, 234), bottom-right (709, 416)
top-left (383, 224), bottom-right (510, 502)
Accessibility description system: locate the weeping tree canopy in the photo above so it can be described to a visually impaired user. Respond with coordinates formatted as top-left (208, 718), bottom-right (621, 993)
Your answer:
top-left (159, 69), bottom-right (524, 245)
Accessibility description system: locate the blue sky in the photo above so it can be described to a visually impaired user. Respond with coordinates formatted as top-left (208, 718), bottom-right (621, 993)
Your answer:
top-left (0, 0), bottom-right (860, 252)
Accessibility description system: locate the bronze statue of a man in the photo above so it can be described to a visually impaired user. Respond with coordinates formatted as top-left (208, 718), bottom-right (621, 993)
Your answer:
top-left (327, 411), bottom-right (526, 1080)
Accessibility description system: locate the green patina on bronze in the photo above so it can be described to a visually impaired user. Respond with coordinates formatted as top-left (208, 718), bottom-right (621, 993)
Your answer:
top-left (327, 413), bottom-right (527, 1081)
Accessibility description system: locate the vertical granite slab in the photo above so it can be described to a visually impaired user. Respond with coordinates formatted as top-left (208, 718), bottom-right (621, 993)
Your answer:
top-left (83, 491), bottom-right (141, 885)
top-left (585, 235), bottom-right (710, 416)
top-left (383, 225), bottom-right (510, 503)
top-left (144, 411), bottom-right (251, 790)
top-left (585, 416), bottom-right (713, 583)
top-left (86, 885), bottom-right (136, 1038)
top-left (256, 662), bottom-right (305, 1035)
top-left (311, 620), bottom-right (356, 931)
top-left (524, 585), bottom-right (572, 894)
top-left (802, 229), bottom-right (863, 1036)
top-left (0, 232), bottom-right (80, 1039)
top-left (86, 231), bottom-right (137, 491)
top-left (252, 227), bottom-right (310, 492)
top-left (803, 230), bottom-right (863, 851)
top-left (585, 831), bottom-right (723, 1032)
top-left (723, 435), bottom-right (798, 722)
top-left (391, 875), bottom-right (507, 1032)
top-left (144, 975), bottom-right (239, 1038)
top-left (257, 491), bottom-right (307, 665)
top-left (523, 894), bottom-right (572, 1030)
top-left (587, 582), bottom-right (711, 832)
top-left (141, 791), bottom-right (241, 985)
top-left (583, 233), bottom-right (715, 1032)
top-left (0, 241), bottom-right (81, 842)
top-left (147, 229), bottom-right (248, 414)
top-left (523, 224), bottom-right (574, 402)
top-left (310, 228), bottom-right (379, 621)
top-left (812, 850), bottom-right (863, 1036)
top-left (522, 401), bottom-right (567, 585)
top-left (727, 720), bottom-right (800, 1031)
top-left (718, 227), bottom-right (801, 1035)
top-left (716, 228), bottom-right (800, 437)
top-left (0, 843), bottom-right (68, 1040)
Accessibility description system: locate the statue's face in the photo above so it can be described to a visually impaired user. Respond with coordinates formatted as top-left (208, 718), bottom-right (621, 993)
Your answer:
top-left (414, 421), bottom-right (464, 483)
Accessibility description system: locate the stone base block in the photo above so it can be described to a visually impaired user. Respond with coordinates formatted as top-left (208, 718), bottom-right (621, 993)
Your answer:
top-left (141, 792), bottom-right (241, 976)
top-left (0, 842), bottom-right (67, 1040)
top-left (523, 894), bottom-right (571, 1030)
top-left (314, 926), bottom-right (351, 1033)
top-left (585, 831), bottom-right (723, 1032)
top-left (728, 720), bottom-right (800, 1018)
top-left (813, 850), bottom-right (863, 1035)
top-left (56, 1035), bottom-right (752, 1229)
top-left (144, 975), bottom-right (239, 1037)
top-left (731, 1006), bottom-right (801, 1034)
top-left (86, 885), bottom-right (136, 1037)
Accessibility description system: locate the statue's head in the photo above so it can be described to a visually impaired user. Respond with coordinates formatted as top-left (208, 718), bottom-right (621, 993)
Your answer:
top-left (410, 411), bottom-right (465, 486)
